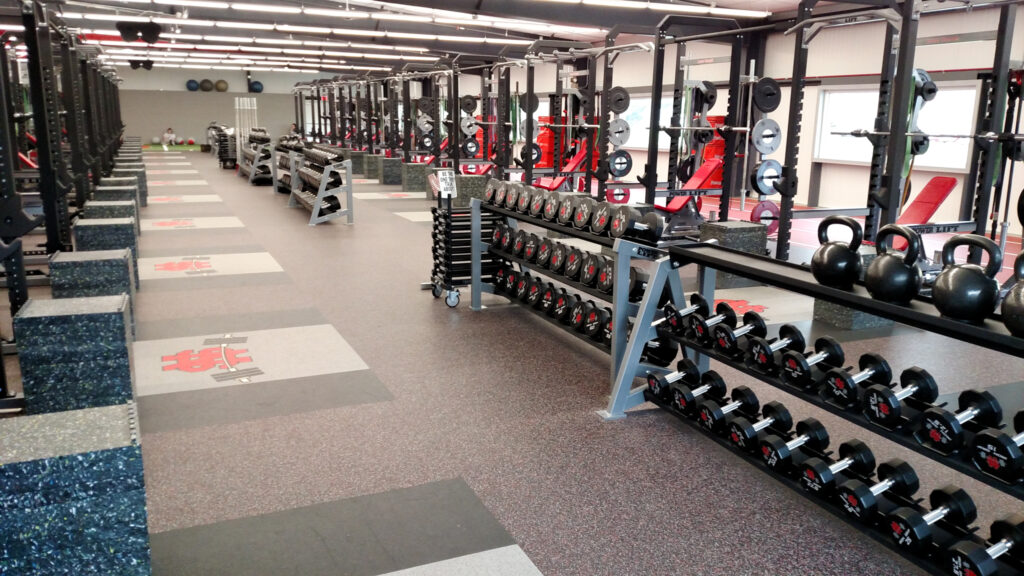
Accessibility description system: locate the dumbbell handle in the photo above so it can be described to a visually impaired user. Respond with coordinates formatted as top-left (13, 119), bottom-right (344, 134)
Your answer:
top-left (921, 506), bottom-right (950, 526)
top-left (985, 538), bottom-right (1014, 559)
top-left (804, 350), bottom-right (830, 366)
top-left (868, 477), bottom-right (897, 497)
top-left (849, 365), bottom-right (882, 385)
top-left (733, 322), bottom-right (760, 338)
top-left (953, 406), bottom-right (981, 424)
top-left (719, 399), bottom-right (744, 415)
top-left (827, 456), bottom-right (855, 475)
top-left (661, 370), bottom-right (688, 386)
top-left (765, 335), bottom-right (797, 354)
top-left (702, 313), bottom-right (730, 330)
top-left (658, 303), bottom-right (699, 327)
top-left (784, 433), bottom-right (812, 452)
top-left (893, 383), bottom-right (922, 402)
top-left (751, 415), bottom-right (779, 434)
top-left (690, 383), bottom-right (713, 397)
top-left (1011, 431), bottom-right (1024, 446)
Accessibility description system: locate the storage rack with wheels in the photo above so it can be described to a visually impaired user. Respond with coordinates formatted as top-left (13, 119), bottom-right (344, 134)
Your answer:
top-left (430, 205), bottom-right (503, 308)
top-left (604, 240), bottom-right (1024, 575)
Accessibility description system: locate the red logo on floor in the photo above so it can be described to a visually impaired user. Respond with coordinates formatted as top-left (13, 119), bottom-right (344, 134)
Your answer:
top-left (714, 299), bottom-right (767, 314)
top-left (151, 196), bottom-right (183, 203)
top-left (154, 219), bottom-right (194, 227)
top-left (161, 347), bottom-right (253, 372)
top-left (154, 260), bottom-right (212, 272)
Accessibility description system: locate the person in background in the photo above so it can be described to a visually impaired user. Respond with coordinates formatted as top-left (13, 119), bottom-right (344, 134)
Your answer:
top-left (289, 123), bottom-right (299, 136)
top-left (161, 127), bottom-right (176, 151)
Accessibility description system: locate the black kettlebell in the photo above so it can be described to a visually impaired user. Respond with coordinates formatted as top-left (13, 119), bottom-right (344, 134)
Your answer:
top-left (865, 224), bottom-right (922, 305)
top-left (811, 215), bottom-right (863, 290)
top-left (1003, 252), bottom-right (1024, 336)
top-left (933, 234), bottom-right (1002, 323)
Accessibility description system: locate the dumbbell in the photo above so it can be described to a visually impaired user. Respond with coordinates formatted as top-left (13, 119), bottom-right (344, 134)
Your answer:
top-left (569, 299), bottom-right (597, 332)
top-left (823, 353), bottom-right (892, 410)
top-left (572, 197), bottom-right (597, 230)
top-left (512, 229), bottom-right (529, 256)
top-left (548, 242), bottom-right (568, 274)
top-left (747, 324), bottom-right (806, 374)
top-left (697, 386), bottom-right (759, 433)
top-left (780, 336), bottom-right (845, 391)
top-left (915, 389), bottom-right (1002, 455)
top-left (580, 254), bottom-right (608, 287)
top-left (583, 306), bottom-right (611, 341)
top-left (500, 227), bottom-right (515, 252)
top-left (530, 281), bottom-right (552, 310)
top-left (513, 272), bottom-right (533, 301)
top-left (863, 367), bottom-right (939, 429)
top-left (504, 183), bottom-right (522, 209)
top-left (887, 485), bottom-right (977, 555)
top-left (493, 266), bottom-right (508, 290)
top-left (663, 294), bottom-right (711, 335)
top-left (535, 238), bottom-right (553, 268)
top-left (727, 401), bottom-right (792, 452)
top-left (836, 459), bottom-right (919, 522)
top-left (687, 301), bottom-right (737, 346)
top-left (590, 201), bottom-right (614, 235)
top-left (713, 311), bottom-right (767, 358)
top-left (556, 194), bottom-right (581, 225)
top-left (670, 369), bottom-right (726, 415)
top-left (948, 515), bottom-right (1024, 576)
top-left (504, 268), bottom-right (520, 295)
top-left (800, 439), bottom-right (875, 496)
top-left (491, 224), bottom-right (506, 246)
top-left (523, 234), bottom-right (541, 262)
top-left (551, 291), bottom-right (579, 322)
top-left (646, 358), bottom-right (700, 398)
top-left (970, 410), bottom-right (1024, 483)
top-left (516, 186), bottom-right (534, 213)
top-left (529, 188), bottom-right (547, 217)
top-left (760, 417), bottom-right (829, 473)
top-left (609, 206), bottom-right (664, 241)
top-left (564, 247), bottom-right (586, 280)
top-left (539, 284), bottom-right (559, 314)
top-left (542, 191), bottom-right (561, 221)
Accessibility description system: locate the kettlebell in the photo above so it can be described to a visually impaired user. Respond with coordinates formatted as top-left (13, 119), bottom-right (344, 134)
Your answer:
top-left (933, 234), bottom-right (1002, 323)
top-left (811, 215), bottom-right (863, 289)
top-left (865, 224), bottom-right (922, 305)
top-left (1003, 252), bottom-right (1024, 336)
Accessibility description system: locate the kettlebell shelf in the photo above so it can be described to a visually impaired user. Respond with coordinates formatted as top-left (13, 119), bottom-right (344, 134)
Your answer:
top-left (670, 243), bottom-right (1024, 359)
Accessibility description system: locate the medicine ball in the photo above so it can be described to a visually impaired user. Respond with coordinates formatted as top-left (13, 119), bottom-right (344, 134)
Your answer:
top-left (199, 79), bottom-right (214, 92)
top-left (186, 79), bottom-right (199, 91)
top-left (249, 80), bottom-right (264, 93)
top-left (214, 79), bottom-right (228, 92)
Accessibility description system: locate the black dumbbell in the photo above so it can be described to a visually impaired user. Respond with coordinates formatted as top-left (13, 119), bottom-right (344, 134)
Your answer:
top-left (493, 266), bottom-right (508, 290)
top-left (836, 459), bottom-right (919, 523)
top-left (504, 268), bottom-right (520, 295)
top-left (572, 197), bottom-right (596, 230)
top-left (888, 485), bottom-right (977, 555)
top-left (727, 401), bottom-right (792, 452)
top-left (647, 358), bottom-right (700, 398)
top-left (583, 306), bottom-right (611, 341)
top-left (552, 291), bottom-right (578, 322)
top-left (525, 277), bottom-right (545, 307)
top-left (580, 254), bottom-right (608, 287)
top-left (514, 272), bottom-right (532, 301)
top-left (823, 353), bottom-right (892, 410)
top-left (713, 311), bottom-right (767, 358)
top-left (863, 367), bottom-right (939, 429)
top-left (915, 389), bottom-right (1002, 455)
top-left (697, 386), bottom-right (759, 433)
top-left (800, 439), bottom-right (875, 496)
top-left (947, 514), bottom-right (1024, 576)
top-left (512, 229), bottom-right (528, 256)
top-left (671, 369), bottom-right (726, 415)
top-left (556, 194), bottom-right (578, 225)
top-left (491, 224), bottom-right (505, 246)
top-left (535, 238), bottom-right (554, 268)
top-left (500, 227), bottom-right (515, 251)
top-left (760, 417), bottom-right (829, 473)
top-left (590, 201), bottom-right (614, 235)
top-left (522, 234), bottom-right (541, 262)
top-left (564, 247), bottom-right (585, 280)
top-left (663, 294), bottom-right (710, 335)
top-left (569, 299), bottom-right (596, 332)
top-left (747, 324), bottom-right (806, 374)
top-left (687, 302), bottom-right (737, 346)
top-left (609, 206), bottom-right (663, 241)
top-left (548, 242), bottom-right (568, 274)
top-left (539, 284), bottom-right (559, 314)
top-left (780, 336), bottom-right (845, 391)
top-left (970, 410), bottom-right (1024, 484)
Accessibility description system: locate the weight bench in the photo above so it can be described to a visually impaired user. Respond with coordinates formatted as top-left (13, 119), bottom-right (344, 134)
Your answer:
top-left (657, 158), bottom-right (722, 214)
top-left (533, 141), bottom-right (590, 191)
top-left (893, 176), bottom-right (959, 250)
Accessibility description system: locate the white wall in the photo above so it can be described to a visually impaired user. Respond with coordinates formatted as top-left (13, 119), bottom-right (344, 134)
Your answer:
top-left (118, 67), bottom-right (335, 94)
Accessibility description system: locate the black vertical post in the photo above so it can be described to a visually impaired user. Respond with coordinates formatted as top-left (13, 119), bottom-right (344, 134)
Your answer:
top-left (582, 54), bottom-right (597, 196)
top-left (451, 67), bottom-right (460, 172)
top-left (496, 67), bottom-right (511, 181)
top-left (665, 43), bottom-right (685, 192)
top-left (553, 60), bottom-right (563, 175)
top-left (718, 36), bottom-right (744, 223)
top-left (525, 59), bottom-right (535, 184)
top-left (775, 1), bottom-right (811, 261)
top-left (366, 83), bottom-right (376, 154)
top-left (644, 26), bottom-right (668, 204)
top-left (430, 77), bottom-right (441, 167)
top-left (328, 86), bottom-right (338, 144)
top-left (402, 79), bottom-right (411, 161)
top-left (480, 71), bottom-right (489, 164)
top-left (879, 0), bottom-right (920, 231)
top-left (59, 36), bottom-right (88, 207)
top-left (78, 58), bottom-right (101, 183)
top-left (597, 31), bottom-right (617, 202)
top-left (863, 25), bottom-right (898, 243)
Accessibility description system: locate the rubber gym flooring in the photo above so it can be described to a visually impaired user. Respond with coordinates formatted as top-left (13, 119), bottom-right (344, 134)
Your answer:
top-left (36, 152), bottom-right (1024, 574)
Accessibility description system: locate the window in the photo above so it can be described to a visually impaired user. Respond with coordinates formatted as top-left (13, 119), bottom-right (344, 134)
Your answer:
top-left (814, 84), bottom-right (977, 171)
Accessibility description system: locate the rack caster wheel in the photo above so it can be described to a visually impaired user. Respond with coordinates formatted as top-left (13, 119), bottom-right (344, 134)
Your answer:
top-left (446, 290), bottom-right (460, 308)
top-left (432, 284), bottom-right (443, 298)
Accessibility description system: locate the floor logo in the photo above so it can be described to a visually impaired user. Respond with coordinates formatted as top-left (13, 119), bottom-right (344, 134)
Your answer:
top-left (715, 299), bottom-right (767, 315)
top-left (161, 335), bottom-right (264, 383)
top-left (153, 219), bottom-right (196, 228)
top-left (153, 256), bottom-right (216, 275)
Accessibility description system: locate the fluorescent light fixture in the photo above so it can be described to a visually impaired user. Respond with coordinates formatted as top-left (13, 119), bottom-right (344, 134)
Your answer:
top-left (436, 35), bottom-right (481, 43)
top-left (194, 44), bottom-right (238, 51)
top-left (255, 38), bottom-right (302, 45)
top-left (581, 0), bottom-right (645, 8)
top-left (154, 0), bottom-right (228, 7)
top-left (323, 50), bottom-right (361, 57)
top-left (1, 25), bottom-right (25, 32)
top-left (244, 66), bottom-right (273, 70)
top-left (302, 8), bottom-right (370, 18)
top-left (161, 32), bottom-right (204, 40)
top-left (434, 18), bottom-right (484, 25)
top-left (266, 55), bottom-right (292, 60)
top-left (154, 63), bottom-right (180, 67)
top-left (333, 28), bottom-right (384, 37)
top-left (276, 24), bottom-right (332, 34)
top-left (304, 40), bottom-right (350, 48)
top-left (371, 13), bottom-right (431, 22)
top-left (230, 3), bottom-right (301, 13)
top-left (152, 17), bottom-right (216, 26)
top-left (385, 32), bottom-right (436, 40)
top-left (348, 42), bottom-right (386, 50)
top-left (484, 37), bottom-right (532, 45)
top-left (83, 14), bottom-right (150, 22)
top-left (216, 21), bottom-right (274, 29)
top-left (399, 55), bottom-right (437, 61)
top-left (242, 45), bottom-right (281, 52)
top-left (204, 35), bottom-right (254, 42)
top-left (182, 64), bottom-right (211, 68)
top-left (59, 12), bottom-right (83, 19)
top-left (282, 48), bottom-right (323, 55)
top-left (535, 0), bottom-right (580, 3)
top-left (704, 6), bottom-right (772, 17)
top-left (213, 65), bottom-right (242, 69)
top-left (647, 2), bottom-right (770, 16)
top-left (392, 45), bottom-right (429, 52)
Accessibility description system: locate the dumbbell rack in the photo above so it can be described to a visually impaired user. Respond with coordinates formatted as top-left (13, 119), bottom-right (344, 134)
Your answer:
top-left (275, 150), bottom-right (300, 194)
top-left (288, 159), bottom-right (354, 226)
top-left (603, 241), bottom-right (1024, 575)
top-left (468, 198), bottom-right (684, 386)
top-left (432, 206), bottom-right (504, 307)
top-left (238, 142), bottom-right (275, 185)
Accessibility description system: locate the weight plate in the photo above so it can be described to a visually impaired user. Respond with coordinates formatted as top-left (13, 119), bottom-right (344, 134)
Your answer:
top-left (606, 86), bottom-right (631, 114)
top-left (536, 238), bottom-right (553, 268)
top-left (693, 129), bottom-right (715, 144)
top-left (462, 139), bottom-right (480, 157)
top-left (549, 242), bottom-right (568, 274)
top-left (420, 134), bottom-right (434, 150)
top-left (540, 285), bottom-right (559, 314)
top-left (572, 197), bottom-right (594, 230)
top-left (596, 259), bottom-right (614, 293)
top-left (608, 149), bottom-right (632, 178)
top-left (607, 118), bottom-right (631, 147)
top-left (416, 115), bottom-right (434, 133)
top-left (460, 94), bottom-right (477, 114)
top-left (526, 277), bottom-right (545, 307)
top-left (500, 226), bottom-right (514, 251)
top-left (520, 92), bottom-right (539, 114)
top-left (750, 200), bottom-right (780, 235)
top-left (543, 192), bottom-right (561, 221)
top-left (701, 81), bottom-right (717, 109)
top-left (460, 116), bottom-right (478, 137)
top-left (677, 156), bottom-right (696, 182)
top-left (751, 118), bottom-right (782, 155)
top-left (530, 143), bottom-right (542, 164)
top-left (505, 183), bottom-right (522, 209)
top-left (752, 77), bottom-right (781, 113)
top-left (564, 247), bottom-right (585, 280)
top-left (752, 159), bottom-right (783, 196)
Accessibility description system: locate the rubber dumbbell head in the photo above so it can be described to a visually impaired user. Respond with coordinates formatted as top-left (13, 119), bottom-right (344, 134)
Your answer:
top-left (888, 485), bottom-right (976, 554)
top-left (727, 401), bottom-right (792, 452)
top-left (663, 294), bottom-right (710, 335)
top-left (863, 367), bottom-right (939, 428)
top-left (671, 369), bottom-right (726, 415)
top-left (824, 353), bottom-right (892, 410)
top-left (713, 311), bottom-right (767, 358)
top-left (970, 409), bottom-right (1024, 483)
top-left (647, 358), bottom-right (700, 399)
top-left (916, 389), bottom-right (1002, 455)
top-left (535, 238), bottom-right (554, 268)
top-left (539, 284), bottom-right (559, 314)
top-left (760, 417), bottom-right (830, 473)
top-left (747, 324), bottom-right (806, 373)
top-left (836, 459), bottom-right (919, 522)
top-left (947, 514), bottom-right (1024, 576)
top-left (687, 302), bottom-right (737, 346)
top-left (584, 306), bottom-right (611, 340)
top-left (697, 386), bottom-right (759, 433)
top-left (800, 439), bottom-right (875, 496)
top-left (781, 336), bottom-right (844, 390)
